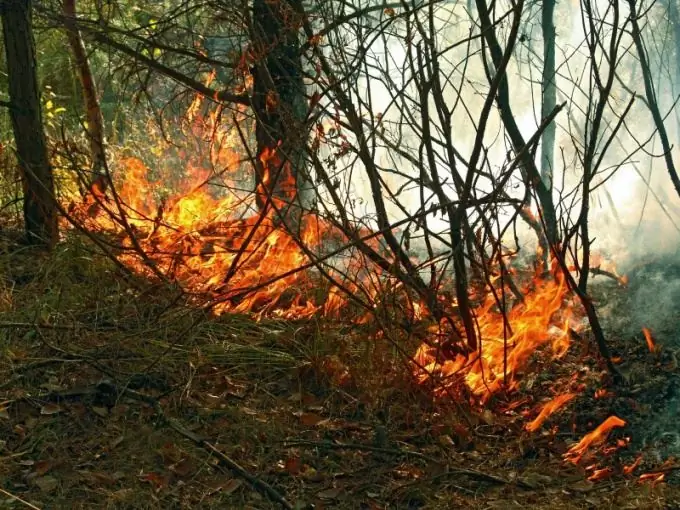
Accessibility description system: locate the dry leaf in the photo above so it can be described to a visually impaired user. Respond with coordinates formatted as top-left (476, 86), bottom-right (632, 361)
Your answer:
top-left (220, 478), bottom-right (243, 494)
top-left (299, 412), bottom-right (325, 427)
top-left (91, 406), bottom-right (109, 417)
top-left (170, 458), bottom-right (194, 478)
top-left (110, 435), bottom-right (124, 449)
top-left (438, 434), bottom-right (455, 447)
top-left (0, 407), bottom-right (9, 420)
top-left (40, 403), bottom-right (62, 415)
top-left (284, 456), bottom-right (302, 475)
top-left (33, 460), bottom-right (52, 476)
top-left (34, 476), bottom-right (58, 492)
top-left (317, 487), bottom-right (342, 500)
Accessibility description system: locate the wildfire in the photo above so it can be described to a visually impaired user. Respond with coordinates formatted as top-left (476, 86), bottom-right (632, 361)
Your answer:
top-left (413, 271), bottom-right (578, 400)
top-left (642, 327), bottom-right (656, 353)
top-left (68, 100), bottom-right (383, 319)
top-left (525, 393), bottom-right (576, 432)
top-left (563, 415), bottom-right (626, 465)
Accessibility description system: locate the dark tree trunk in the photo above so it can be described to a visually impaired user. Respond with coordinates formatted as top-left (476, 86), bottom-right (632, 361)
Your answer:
top-left (251, 0), bottom-right (310, 228)
top-left (1, 0), bottom-right (57, 248)
top-left (63, 0), bottom-right (108, 192)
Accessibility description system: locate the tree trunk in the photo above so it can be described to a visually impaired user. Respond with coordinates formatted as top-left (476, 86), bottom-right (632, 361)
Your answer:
top-left (1, 0), bottom-right (57, 248)
top-left (251, 0), bottom-right (310, 229)
top-left (62, 0), bottom-right (109, 192)
top-left (540, 0), bottom-right (556, 188)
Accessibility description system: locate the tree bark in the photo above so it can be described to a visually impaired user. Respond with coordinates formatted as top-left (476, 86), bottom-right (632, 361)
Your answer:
top-left (1, 0), bottom-right (57, 248)
top-left (251, 0), bottom-right (310, 228)
top-left (62, 0), bottom-right (108, 192)
top-left (540, 0), bottom-right (556, 189)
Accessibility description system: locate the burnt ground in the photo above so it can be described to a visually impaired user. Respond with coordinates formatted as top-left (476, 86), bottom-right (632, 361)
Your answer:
top-left (1, 236), bottom-right (680, 509)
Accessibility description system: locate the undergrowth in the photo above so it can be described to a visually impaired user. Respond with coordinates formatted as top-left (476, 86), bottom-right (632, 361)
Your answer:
top-left (0, 231), bottom-right (677, 509)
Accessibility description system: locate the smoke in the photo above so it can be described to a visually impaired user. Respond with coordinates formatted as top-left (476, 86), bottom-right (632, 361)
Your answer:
top-left (319, 0), bottom-right (680, 268)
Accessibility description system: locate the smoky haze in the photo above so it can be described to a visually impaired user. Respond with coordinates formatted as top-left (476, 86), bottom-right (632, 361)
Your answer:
top-left (312, 0), bottom-right (680, 272)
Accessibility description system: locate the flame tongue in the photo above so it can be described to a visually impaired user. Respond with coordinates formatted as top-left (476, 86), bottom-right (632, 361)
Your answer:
top-left (414, 272), bottom-right (578, 401)
top-left (563, 415), bottom-right (627, 465)
top-left (525, 393), bottom-right (576, 432)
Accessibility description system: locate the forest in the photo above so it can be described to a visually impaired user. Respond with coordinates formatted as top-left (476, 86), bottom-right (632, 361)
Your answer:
top-left (1, 0), bottom-right (680, 508)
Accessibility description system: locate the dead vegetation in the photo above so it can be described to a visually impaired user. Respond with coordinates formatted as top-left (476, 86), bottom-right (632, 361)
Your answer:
top-left (0, 231), bottom-right (678, 510)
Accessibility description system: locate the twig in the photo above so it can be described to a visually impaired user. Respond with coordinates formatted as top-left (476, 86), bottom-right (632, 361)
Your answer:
top-left (115, 385), bottom-right (294, 510)
top-left (283, 438), bottom-right (441, 464)
top-left (0, 487), bottom-right (42, 510)
top-left (282, 439), bottom-right (531, 488)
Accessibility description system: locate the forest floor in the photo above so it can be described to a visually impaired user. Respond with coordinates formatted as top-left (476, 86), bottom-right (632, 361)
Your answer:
top-left (1, 233), bottom-right (679, 509)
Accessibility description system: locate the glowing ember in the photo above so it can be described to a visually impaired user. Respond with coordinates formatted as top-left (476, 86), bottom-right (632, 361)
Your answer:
top-left (639, 472), bottom-right (665, 485)
top-left (525, 393), bottom-right (576, 432)
top-left (587, 466), bottom-right (614, 481)
top-left (623, 455), bottom-right (643, 475)
top-left (413, 271), bottom-right (578, 401)
top-left (563, 415), bottom-right (626, 465)
top-left (642, 327), bottom-right (656, 353)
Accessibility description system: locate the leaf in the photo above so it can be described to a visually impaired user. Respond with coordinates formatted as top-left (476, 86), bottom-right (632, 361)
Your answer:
top-left (221, 478), bottom-right (243, 494)
top-left (34, 476), bottom-right (58, 492)
top-left (40, 403), bottom-right (62, 415)
top-left (45, 100), bottom-right (53, 110)
top-left (169, 458), bottom-right (194, 478)
top-left (33, 460), bottom-right (52, 476)
top-left (0, 407), bottom-right (9, 420)
top-left (299, 412), bottom-right (326, 427)
top-left (317, 487), bottom-right (342, 500)
top-left (91, 406), bottom-right (109, 417)
top-left (110, 435), bottom-right (125, 449)
top-left (284, 456), bottom-right (302, 475)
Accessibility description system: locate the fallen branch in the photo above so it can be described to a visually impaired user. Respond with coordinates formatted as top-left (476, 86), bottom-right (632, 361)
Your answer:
top-left (282, 439), bottom-right (531, 489)
top-left (118, 384), bottom-right (295, 510)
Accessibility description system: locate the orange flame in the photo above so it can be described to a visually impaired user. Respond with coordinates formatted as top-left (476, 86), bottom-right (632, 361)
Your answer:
top-left (414, 271), bottom-right (578, 401)
top-left (623, 455), bottom-right (643, 475)
top-left (642, 327), bottom-right (656, 353)
top-left (563, 415), bottom-right (626, 465)
top-left (525, 393), bottom-right (576, 432)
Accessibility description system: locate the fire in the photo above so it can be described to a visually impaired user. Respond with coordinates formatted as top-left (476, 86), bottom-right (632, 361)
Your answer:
top-left (413, 271), bottom-right (578, 401)
top-left (563, 415), bottom-right (626, 465)
top-left (68, 87), bottom-right (589, 411)
top-left (642, 327), bottom-right (656, 353)
top-left (68, 97), bottom-right (384, 319)
top-left (525, 393), bottom-right (576, 432)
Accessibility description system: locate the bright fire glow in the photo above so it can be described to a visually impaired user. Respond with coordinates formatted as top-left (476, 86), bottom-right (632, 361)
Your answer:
top-left (525, 393), bottom-right (576, 432)
top-left (68, 91), bottom-right (588, 406)
top-left (642, 327), bottom-right (656, 353)
top-left (563, 415), bottom-right (626, 465)
top-left (413, 271), bottom-right (578, 401)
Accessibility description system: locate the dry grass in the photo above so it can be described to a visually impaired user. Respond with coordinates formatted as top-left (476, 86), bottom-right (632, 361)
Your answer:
top-left (0, 231), bottom-right (678, 509)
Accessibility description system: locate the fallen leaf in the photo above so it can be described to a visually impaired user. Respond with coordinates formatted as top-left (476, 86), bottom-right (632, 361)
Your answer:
top-left (170, 458), bottom-right (194, 478)
top-left (33, 460), bottom-right (52, 476)
top-left (40, 403), bottom-right (62, 416)
top-left (110, 435), bottom-right (124, 449)
top-left (284, 456), bottom-right (302, 475)
top-left (299, 412), bottom-right (326, 427)
top-left (91, 406), bottom-right (109, 418)
top-left (438, 434), bottom-right (455, 447)
top-left (34, 476), bottom-right (58, 492)
top-left (0, 407), bottom-right (9, 420)
top-left (222, 478), bottom-right (243, 494)
top-left (317, 487), bottom-right (342, 500)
